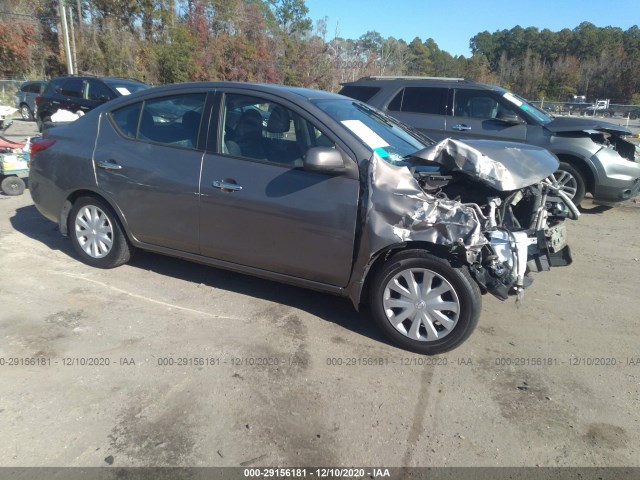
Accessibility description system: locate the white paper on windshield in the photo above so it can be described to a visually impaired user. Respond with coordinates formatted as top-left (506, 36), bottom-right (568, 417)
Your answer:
top-left (503, 92), bottom-right (523, 107)
top-left (341, 120), bottom-right (389, 149)
top-left (116, 87), bottom-right (131, 95)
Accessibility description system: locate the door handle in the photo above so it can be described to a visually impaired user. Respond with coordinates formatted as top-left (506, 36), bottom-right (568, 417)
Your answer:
top-left (212, 180), bottom-right (242, 192)
top-left (452, 124), bottom-right (472, 131)
top-left (96, 160), bottom-right (122, 170)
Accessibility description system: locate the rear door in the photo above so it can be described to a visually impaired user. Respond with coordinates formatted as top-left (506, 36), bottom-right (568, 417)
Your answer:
top-left (446, 88), bottom-right (527, 142)
top-left (383, 86), bottom-right (448, 141)
top-left (198, 90), bottom-right (360, 287)
top-left (94, 91), bottom-right (208, 253)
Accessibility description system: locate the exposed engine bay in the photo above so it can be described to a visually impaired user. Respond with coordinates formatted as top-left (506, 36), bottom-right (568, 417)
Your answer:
top-left (364, 138), bottom-right (579, 304)
top-left (413, 168), bottom-right (579, 301)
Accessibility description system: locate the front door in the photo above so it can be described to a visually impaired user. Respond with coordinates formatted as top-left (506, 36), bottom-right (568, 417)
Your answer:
top-left (446, 89), bottom-right (528, 142)
top-left (198, 92), bottom-right (360, 287)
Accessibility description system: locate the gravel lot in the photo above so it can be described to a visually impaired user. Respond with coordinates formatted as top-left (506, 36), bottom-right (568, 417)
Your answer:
top-left (1, 117), bottom-right (639, 468)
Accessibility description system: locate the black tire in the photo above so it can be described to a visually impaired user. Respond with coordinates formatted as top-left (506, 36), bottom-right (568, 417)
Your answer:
top-left (369, 250), bottom-right (481, 355)
top-left (20, 104), bottom-right (34, 121)
top-left (68, 196), bottom-right (133, 268)
top-left (554, 162), bottom-right (586, 206)
top-left (1, 176), bottom-right (25, 196)
top-left (38, 115), bottom-right (51, 133)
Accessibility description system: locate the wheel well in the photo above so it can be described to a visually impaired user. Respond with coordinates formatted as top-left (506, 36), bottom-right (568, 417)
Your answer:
top-left (358, 241), bottom-right (456, 309)
top-left (556, 154), bottom-right (595, 194)
top-left (61, 190), bottom-right (121, 235)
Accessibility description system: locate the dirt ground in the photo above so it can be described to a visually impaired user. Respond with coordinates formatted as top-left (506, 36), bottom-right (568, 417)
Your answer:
top-left (1, 117), bottom-right (640, 468)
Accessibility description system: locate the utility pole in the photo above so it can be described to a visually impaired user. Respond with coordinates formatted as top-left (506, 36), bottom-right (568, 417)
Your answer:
top-left (59, 2), bottom-right (74, 74)
top-left (68, 7), bottom-right (78, 74)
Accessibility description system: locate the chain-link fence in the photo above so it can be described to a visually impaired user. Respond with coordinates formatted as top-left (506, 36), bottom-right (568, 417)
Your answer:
top-left (528, 100), bottom-right (640, 119)
top-left (0, 79), bottom-right (27, 107)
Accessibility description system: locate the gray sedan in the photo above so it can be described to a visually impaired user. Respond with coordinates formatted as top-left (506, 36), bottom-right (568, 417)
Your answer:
top-left (29, 82), bottom-right (577, 354)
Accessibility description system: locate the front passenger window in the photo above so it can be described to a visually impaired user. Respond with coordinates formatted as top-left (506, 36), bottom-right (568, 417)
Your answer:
top-left (61, 79), bottom-right (84, 98)
top-left (454, 90), bottom-right (510, 120)
top-left (221, 94), bottom-right (335, 167)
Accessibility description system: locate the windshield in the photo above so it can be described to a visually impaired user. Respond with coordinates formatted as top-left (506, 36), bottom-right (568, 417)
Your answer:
top-left (313, 99), bottom-right (431, 163)
top-left (502, 91), bottom-right (552, 124)
top-left (104, 80), bottom-right (149, 96)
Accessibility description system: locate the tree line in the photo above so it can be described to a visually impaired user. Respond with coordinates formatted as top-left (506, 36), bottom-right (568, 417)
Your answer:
top-left (1, 0), bottom-right (639, 103)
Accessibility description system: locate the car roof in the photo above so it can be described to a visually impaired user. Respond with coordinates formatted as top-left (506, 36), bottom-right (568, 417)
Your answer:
top-left (341, 76), bottom-right (505, 92)
top-left (48, 75), bottom-right (146, 85)
top-left (124, 81), bottom-right (346, 101)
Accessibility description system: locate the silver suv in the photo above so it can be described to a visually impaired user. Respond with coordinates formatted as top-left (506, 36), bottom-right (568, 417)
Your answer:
top-left (340, 76), bottom-right (640, 205)
top-left (15, 80), bottom-right (47, 121)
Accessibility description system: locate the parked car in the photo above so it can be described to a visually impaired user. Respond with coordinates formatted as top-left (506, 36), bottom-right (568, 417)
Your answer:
top-left (15, 80), bottom-right (48, 121)
top-left (36, 75), bottom-right (149, 131)
top-left (339, 76), bottom-right (640, 205)
top-left (29, 82), bottom-right (578, 354)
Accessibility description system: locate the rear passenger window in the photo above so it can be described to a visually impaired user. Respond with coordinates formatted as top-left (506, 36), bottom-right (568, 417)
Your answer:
top-left (394, 87), bottom-right (447, 115)
top-left (387, 90), bottom-right (403, 111)
top-left (133, 93), bottom-right (206, 149)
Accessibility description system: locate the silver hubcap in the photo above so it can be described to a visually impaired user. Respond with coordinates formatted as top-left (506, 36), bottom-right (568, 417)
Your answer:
top-left (383, 268), bottom-right (460, 342)
top-left (75, 205), bottom-right (113, 258)
top-left (553, 170), bottom-right (578, 198)
top-left (21, 106), bottom-right (30, 119)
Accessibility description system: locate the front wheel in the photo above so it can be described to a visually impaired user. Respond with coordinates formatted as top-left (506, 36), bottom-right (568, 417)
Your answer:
top-left (69, 196), bottom-right (133, 268)
top-left (553, 162), bottom-right (585, 206)
top-left (369, 250), bottom-right (481, 355)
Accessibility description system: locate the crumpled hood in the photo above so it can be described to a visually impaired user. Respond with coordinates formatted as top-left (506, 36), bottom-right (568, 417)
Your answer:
top-left (545, 117), bottom-right (631, 135)
top-left (408, 138), bottom-right (559, 191)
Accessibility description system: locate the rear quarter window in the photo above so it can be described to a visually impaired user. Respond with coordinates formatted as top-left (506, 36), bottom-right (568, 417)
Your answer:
top-left (338, 86), bottom-right (381, 103)
top-left (111, 102), bottom-right (143, 139)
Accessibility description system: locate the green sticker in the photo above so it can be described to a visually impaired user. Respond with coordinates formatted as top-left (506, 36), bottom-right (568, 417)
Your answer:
top-left (521, 105), bottom-right (529, 111)
top-left (374, 147), bottom-right (389, 158)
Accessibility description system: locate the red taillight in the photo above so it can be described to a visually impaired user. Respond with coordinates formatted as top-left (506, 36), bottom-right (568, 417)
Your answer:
top-left (35, 95), bottom-right (42, 105)
top-left (31, 138), bottom-right (56, 156)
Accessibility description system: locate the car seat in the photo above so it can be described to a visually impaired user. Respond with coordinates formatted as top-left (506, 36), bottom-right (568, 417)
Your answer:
top-left (233, 109), bottom-right (264, 159)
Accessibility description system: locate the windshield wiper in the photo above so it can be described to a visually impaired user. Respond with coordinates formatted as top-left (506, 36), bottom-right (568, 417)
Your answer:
top-left (352, 102), bottom-right (395, 127)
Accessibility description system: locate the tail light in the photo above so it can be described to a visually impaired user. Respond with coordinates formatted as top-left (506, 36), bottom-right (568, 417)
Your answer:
top-left (31, 138), bottom-right (56, 156)
top-left (35, 95), bottom-right (42, 105)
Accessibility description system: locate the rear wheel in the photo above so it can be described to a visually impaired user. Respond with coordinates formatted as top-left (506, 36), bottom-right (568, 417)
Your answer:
top-left (1, 176), bottom-right (25, 196)
top-left (38, 115), bottom-right (51, 133)
top-left (553, 162), bottom-right (585, 206)
top-left (69, 196), bottom-right (133, 268)
top-left (369, 250), bottom-right (481, 355)
top-left (20, 104), bottom-right (33, 121)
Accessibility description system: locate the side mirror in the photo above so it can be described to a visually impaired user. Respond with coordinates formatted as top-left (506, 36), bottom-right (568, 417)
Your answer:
top-left (497, 111), bottom-right (525, 124)
top-left (303, 147), bottom-right (345, 173)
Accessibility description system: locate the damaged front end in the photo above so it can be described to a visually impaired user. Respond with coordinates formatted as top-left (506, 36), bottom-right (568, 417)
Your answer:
top-left (364, 138), bottom-right (579, 303)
